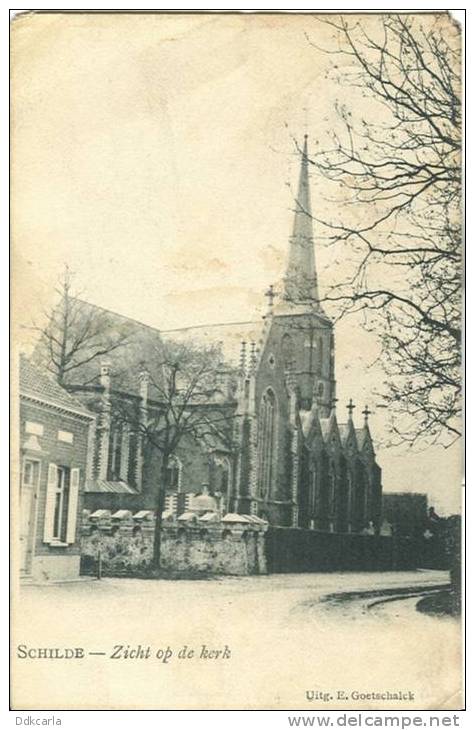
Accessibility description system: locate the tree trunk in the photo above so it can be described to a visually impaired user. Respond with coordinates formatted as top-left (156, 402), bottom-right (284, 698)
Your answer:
top-left (152, 453), bottom-right (169, 569)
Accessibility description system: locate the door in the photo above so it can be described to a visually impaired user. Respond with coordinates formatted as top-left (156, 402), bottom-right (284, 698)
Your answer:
top-left (20, 459), bottom-right (40, 574)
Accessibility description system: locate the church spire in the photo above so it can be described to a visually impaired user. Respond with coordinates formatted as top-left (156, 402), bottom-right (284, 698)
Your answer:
top-left (283, 135), bottom-right (320, 308)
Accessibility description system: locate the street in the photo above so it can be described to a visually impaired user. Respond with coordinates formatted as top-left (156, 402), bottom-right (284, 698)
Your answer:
top-left (12, 570), bottom-right (462, 710)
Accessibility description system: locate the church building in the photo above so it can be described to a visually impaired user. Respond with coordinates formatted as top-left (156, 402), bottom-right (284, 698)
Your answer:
top-left (33, 138), bottom-right (383, 534)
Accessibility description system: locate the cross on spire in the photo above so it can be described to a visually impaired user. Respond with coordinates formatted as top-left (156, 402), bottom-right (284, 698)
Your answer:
top-left (362, 405), bottom-right (372, 423)
top-left (265, 284), bottom-right (276, 310)
top-left (346, 398), bottom-right (355, 419)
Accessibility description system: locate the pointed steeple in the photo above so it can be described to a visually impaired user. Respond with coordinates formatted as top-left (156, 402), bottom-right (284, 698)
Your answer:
top-left (283, 135), bottom-right (320, 308)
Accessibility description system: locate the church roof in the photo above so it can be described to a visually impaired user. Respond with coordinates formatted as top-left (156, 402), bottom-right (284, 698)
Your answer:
top-left (32, 298), bottom-right (167, 398)
top-left (161, 320), bottom-right (265, 367)
top-left (355, 427), bottom-right (372, 450)
top-left (319, 416), bottom-right (333, 440)
top-left (338, 423), bottom-right (351, 444)
top-left (32, 299), bottom-right (266, 398)
top-left (31, 295), bottom-right (278, 416)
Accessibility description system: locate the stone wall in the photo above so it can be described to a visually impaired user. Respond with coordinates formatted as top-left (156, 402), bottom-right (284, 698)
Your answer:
top-left (80, 509), bottom-right (268, 577)
top-left (80, 510), bottom-right (431, 578)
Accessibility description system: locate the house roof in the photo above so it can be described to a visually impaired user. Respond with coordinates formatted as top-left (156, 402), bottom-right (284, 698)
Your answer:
top-left (20, 356), bottom-right (93, 418)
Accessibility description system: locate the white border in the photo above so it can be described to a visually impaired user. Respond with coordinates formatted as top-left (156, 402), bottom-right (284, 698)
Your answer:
top-left (4, 4), bottom-right (469, 728)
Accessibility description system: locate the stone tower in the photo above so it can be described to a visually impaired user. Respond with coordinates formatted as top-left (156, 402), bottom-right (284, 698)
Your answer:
top-left (274, 135), bottom-right (336, 416)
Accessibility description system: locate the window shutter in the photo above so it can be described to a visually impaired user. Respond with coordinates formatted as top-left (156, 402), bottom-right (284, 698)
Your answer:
top-left (66, 468), bottom-right (80, 544)
top-left (43, 463), bottom-right (58, 543)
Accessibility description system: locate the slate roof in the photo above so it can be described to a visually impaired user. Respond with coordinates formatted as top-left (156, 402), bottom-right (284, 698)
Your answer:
top-left (85, 479), bottom-right (137, 494)
top-left (161, 320), bottom-right (265, 367)
top-left (338, 423), bottom-right (353, 446)
top-left (32, 299), bottom-right (265, 398)
top-left (355, 427), bottom-right (369, 449)
top-left (300, 410), bottom-right (364, 451)
top-left (32, 298), bottom-right (166, 398)
top-left (319, 417), bottom-right (333, 440)
top-left (20, 356), bottom-right (93, 418)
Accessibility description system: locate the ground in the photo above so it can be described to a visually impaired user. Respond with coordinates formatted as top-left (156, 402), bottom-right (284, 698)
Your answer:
top-left (12, 570), bottom-right (462, 711)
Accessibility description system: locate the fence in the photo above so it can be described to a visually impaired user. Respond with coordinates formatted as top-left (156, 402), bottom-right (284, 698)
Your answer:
top-left (265, 526), bottom-right (420, 573)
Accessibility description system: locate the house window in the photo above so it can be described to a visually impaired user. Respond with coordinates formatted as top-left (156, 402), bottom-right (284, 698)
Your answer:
top-left (44, 464), bottom-right (80, 545)
top-left (53, 467), bottom-right (71, 542)
top-left (22, 459), bottom-right (40, 488)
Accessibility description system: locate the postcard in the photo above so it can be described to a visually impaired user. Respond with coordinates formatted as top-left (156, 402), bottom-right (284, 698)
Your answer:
top-left (10, 11), bottom-right (463, 711)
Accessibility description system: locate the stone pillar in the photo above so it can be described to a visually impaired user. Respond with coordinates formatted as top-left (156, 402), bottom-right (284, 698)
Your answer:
top-left (249, 414), bottom-right (261, 515)
top-left (98, 363), bottom-right (111, 481)
top-left (135, 369), bottom-right (149, 491)
top-left (85, 416), bottom-right (97, 486)
top-left (290, 428), bottom-right (300, 527)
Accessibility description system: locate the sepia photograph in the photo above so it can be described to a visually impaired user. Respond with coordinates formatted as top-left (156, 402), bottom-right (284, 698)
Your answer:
top-left (10, 10), bottom-right (463, 712)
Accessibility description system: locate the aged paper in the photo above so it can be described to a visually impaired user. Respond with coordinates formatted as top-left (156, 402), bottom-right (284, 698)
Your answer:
top-left (11, 11), bottom-right (463, 711)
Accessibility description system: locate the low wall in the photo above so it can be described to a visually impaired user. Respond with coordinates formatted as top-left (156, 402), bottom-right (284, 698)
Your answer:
top-left (265, 527), bottom-right (420, 573)
top-left (80, 512), bottom-right (430, 578)
top-left (80, 510), bottom-right (268, 577)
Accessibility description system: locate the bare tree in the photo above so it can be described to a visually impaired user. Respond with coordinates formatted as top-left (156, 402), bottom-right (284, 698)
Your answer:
top-left (112, 339), bottom-right (238, 568)
top-left (31, 266), bottom-right (133, 386)
top-left (31, 266), bottom-right (240, 569)
top-left (303, 14), bottom-right (462, 446)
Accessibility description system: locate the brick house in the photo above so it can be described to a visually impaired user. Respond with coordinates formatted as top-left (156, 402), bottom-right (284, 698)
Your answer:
top-left (19, 357), bottom-right (95, 580)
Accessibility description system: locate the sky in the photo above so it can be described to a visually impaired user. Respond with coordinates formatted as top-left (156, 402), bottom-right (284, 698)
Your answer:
top-left (11, 12), bottom-right (462, 514)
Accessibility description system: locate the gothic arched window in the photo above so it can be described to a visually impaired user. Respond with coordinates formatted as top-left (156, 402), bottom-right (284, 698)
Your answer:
top-left (108, 426), bottom-right (123, 480)
top-left (281, 334), bottom-right (294, 372)
top-left (257, 388), bottom-right (277, 498)
top-left (353, 460), bottom-right (367, 532)
top-left (316, 337), bottom-right (323, 375)
top-left (337, 456), bottom-right (350, 533)
top-left (329, 461), bottom-right (338, 529)
top-left (210, 454), bottom-right (231, 499)
top-left (309, 460), bottom-right (318, 516)
top-left (316, 451), bottom-right (330, 531)
top-left (166, 455), bottom-right (182, 492)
